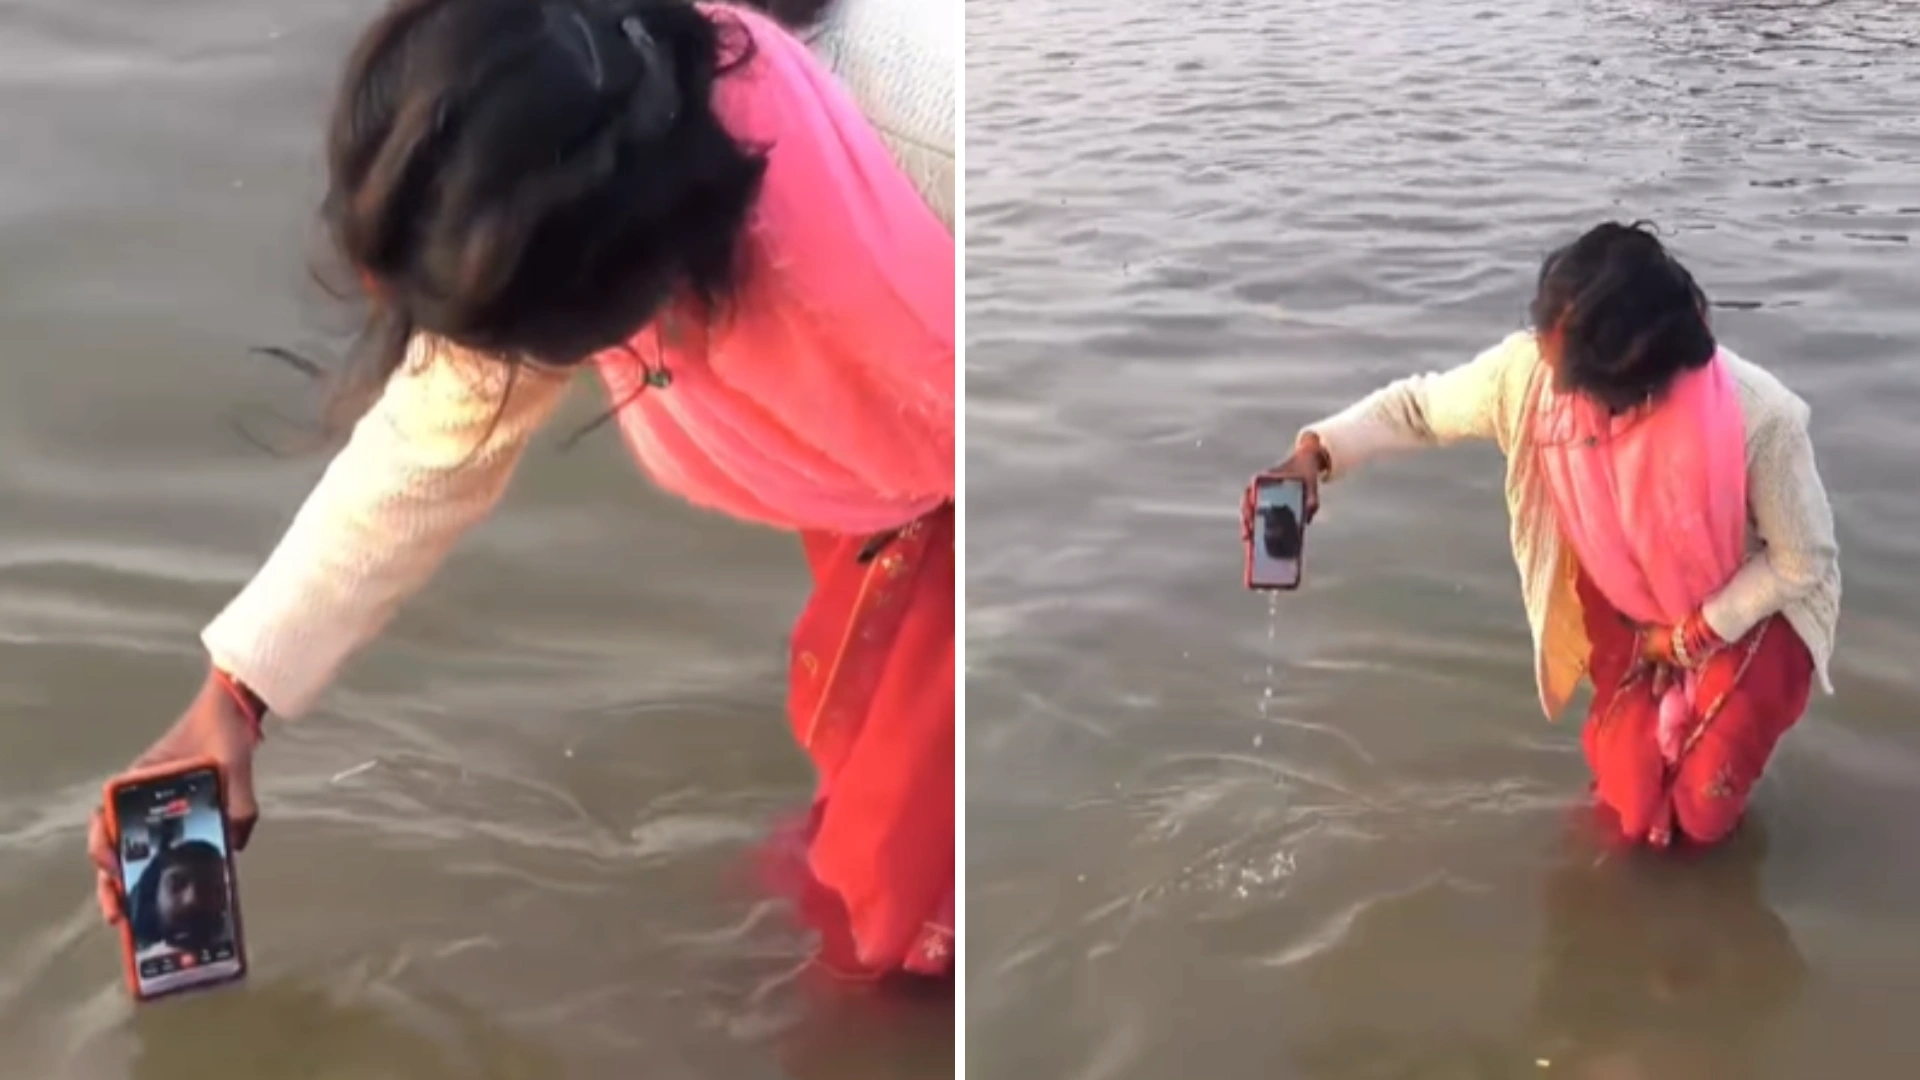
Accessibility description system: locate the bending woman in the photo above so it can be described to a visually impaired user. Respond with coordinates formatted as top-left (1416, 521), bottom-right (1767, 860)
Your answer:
top-left (88, 0), bottom-right (955, 977)
top-left (1256, 222), bottom-right (1840, 848)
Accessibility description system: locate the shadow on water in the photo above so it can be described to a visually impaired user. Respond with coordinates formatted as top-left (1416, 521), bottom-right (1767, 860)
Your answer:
top-left (1522, 823), bottom-right (1802, 1079)
top-left (775, 978), bottom-right (956, 1080)
top-left (1288, 821), bottom-right (1804, 1080)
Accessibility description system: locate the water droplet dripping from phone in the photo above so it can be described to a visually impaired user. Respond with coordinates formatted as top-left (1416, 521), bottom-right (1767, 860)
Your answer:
top-left (1258, 591), bottom-right (1280, 728)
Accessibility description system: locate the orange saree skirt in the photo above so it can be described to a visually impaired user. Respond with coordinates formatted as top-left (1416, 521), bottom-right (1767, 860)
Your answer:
top-left (774, 503), bottom-right (954, 978)
top-left (1578, 572), bottom-right (1814, 848)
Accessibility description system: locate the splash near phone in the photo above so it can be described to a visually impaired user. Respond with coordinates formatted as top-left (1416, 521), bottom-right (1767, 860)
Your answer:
top-left (106, 763), bottom-right (247, 999)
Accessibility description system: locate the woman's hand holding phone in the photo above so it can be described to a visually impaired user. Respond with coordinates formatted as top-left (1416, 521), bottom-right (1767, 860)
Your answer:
top-left (1243, 433), bottom-right (1328, 535)
top-left (88, 671), bottom-right (261, 927)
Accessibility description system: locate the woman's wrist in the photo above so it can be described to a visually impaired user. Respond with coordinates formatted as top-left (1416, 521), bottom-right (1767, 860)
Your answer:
top-left (1671, 610), bottom-right (1727, 669)
top-left (207, 666), bottom-right (268, 744)
top-left (1296, 432), bottom-right (1332, 477)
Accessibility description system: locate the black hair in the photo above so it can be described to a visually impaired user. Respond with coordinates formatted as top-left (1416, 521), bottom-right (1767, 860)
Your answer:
top-left (127, 840), bottom-right (229, 950)
top-left (1261, 504), bottom-right (1301, 559)
top-left (1529, 221), bottom-right (1717, 414)
top-left (311, 0), bottom-right (772, 432)
top-left (744, 0), bottom-right (836, 27)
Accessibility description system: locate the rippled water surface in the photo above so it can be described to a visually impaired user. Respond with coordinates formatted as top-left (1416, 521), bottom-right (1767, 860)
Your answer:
top-left (0, 1), bottom-right (950, 1076)
top-left (967, 1), bottom-right (1920, 1076)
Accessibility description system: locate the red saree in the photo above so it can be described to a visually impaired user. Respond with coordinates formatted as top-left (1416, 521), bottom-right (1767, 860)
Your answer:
top-left (1578, 571), bottom-right (1814, 847)
top-left (776, 503), bottom-right (954, 978)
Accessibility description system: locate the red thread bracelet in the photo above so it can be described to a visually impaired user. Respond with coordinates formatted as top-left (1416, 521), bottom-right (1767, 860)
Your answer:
top-left (212, 668), bottom-right (267, 744)
top-left (1676, 611), bottom-right (1726, 668)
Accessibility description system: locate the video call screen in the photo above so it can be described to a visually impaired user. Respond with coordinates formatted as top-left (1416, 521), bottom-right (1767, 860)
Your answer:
top-left (1251, 479), bottom-right (1305, 588)
top-left (113, 766), bottom-right (243, 997)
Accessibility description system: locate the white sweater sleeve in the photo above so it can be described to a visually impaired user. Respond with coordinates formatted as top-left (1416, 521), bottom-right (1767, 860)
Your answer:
top-left (809, 0), bottom-right (954, 229)
top-left (1701, 396), bottom-right (1840, 643)
top-left (202, 342), bottom-right (572, 717)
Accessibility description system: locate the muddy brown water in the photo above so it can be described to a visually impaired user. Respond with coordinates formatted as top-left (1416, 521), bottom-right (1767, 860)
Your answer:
top-left (0, 0), bottom-right (951, 1076)
top-left (966, 1), bottom-right (1920, 1077)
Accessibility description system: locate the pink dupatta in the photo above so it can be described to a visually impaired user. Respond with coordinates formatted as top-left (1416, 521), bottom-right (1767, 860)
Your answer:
top-left (594, 5), bottom-right (955, 536)
top-left (1536, 351), bottom-right (1748, 762)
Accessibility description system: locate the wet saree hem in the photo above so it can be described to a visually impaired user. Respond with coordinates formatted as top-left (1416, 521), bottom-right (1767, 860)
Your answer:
top-left (784, 502), bottom-right (954, 977)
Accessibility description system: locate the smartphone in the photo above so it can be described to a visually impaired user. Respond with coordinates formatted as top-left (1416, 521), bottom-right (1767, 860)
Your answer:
top-left (1244, 475), bottom-right (1307, 590)
top-left (103, 761), bottom-right (247, 1001)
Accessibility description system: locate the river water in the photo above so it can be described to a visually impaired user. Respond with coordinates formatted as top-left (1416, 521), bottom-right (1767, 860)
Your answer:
top-left (966, 0), bottom-right (1920, 1077)
top-left (0, 1), bottom-right (950, 1077)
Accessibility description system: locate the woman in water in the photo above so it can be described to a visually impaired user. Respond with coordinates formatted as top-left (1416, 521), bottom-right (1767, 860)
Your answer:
top-left (89, 0), bottom-right (953, 977)
top-left (1255, 221), bottom-right (1839, 848)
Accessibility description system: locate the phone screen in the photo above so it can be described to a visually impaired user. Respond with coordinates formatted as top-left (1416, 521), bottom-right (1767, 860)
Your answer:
top-left (112, 766), bottom-right (244, 998)
top-left (1249, 478), bottom-right (1306, 589)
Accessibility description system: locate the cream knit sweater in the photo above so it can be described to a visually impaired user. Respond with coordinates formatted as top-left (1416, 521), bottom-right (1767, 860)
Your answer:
top-left (205, 352), bottom-right (573, 717)
top-left (201, 0), bottom-right (953, 717)
top-left (1303, 331), bottom-right (1841, 721)
top-left (808, 0), bottom-right (953, 228)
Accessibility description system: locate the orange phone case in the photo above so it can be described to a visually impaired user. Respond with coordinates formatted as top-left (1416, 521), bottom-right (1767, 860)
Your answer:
top-left (1243, 475), bottom-right (1306, 591)
top-left (101, 758), bottom-right (249, 1001)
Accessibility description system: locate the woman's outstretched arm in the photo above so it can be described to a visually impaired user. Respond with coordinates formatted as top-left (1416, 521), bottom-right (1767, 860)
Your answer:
top-left (1299, 331), bottom-right (1532, 478)
top-left (202, 340), bottom-right (572, 717)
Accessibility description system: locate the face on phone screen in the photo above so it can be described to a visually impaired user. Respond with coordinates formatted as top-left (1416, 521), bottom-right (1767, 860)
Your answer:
top-left (1250, 478), bottom-right (1305, 589)
top-left (113, 767), bottom-right (243, 997)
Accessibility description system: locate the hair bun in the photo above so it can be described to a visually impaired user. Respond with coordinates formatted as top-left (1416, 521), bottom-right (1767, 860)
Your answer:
top-left (616, 12), bottom-right (680, 137)
top-left (537, 4), bottom-right (680, 138)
